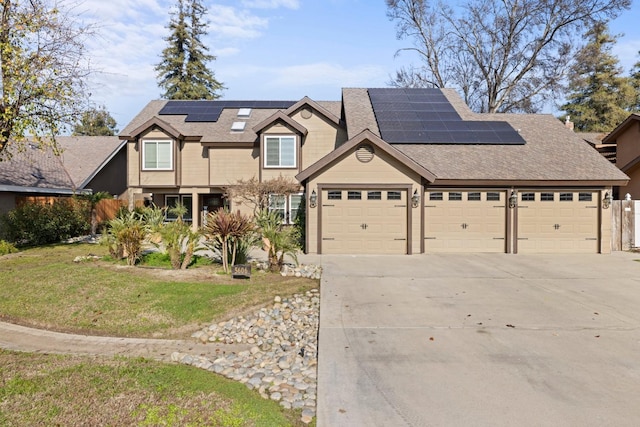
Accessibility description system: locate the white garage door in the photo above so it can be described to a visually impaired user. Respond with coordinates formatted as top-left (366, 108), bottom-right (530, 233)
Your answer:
top-left (322, 189), bottom-right (407, 254)
top-left (516, 191), bottom-right (599, 253)
top-left (424, 190), bottom-right (506, 253)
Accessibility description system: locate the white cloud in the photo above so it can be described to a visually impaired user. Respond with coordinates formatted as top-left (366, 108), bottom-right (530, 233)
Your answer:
top-left (241, 0), bottom-right (300, 9)
top-left (209, 5), bottom-right (269, 38)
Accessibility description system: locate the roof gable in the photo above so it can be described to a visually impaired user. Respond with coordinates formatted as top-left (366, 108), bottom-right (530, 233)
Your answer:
top-left (284, 96), bottom-right (343, 128)
top-left (603, 114), bottom-right (640, 144)
top-left (296, 129), bottom-right (436, 183)
top-left (252, 111), bottom-right (308, 136)
top-left (120, 117), bottom-right (186, 140)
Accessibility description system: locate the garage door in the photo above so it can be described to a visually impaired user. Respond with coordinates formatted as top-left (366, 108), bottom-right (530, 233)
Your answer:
top-left (321, 189), bottom-right (407, 254)
top-left (516, 191), bottom-right (599, 253)
top-left (424, 190), bottom-right (506, 253)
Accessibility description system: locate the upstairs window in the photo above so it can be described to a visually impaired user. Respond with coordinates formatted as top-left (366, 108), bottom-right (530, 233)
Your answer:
top-left (143, 140), bottom-right (172, 170)
top-left (265, 136), bottom-right (296, 168)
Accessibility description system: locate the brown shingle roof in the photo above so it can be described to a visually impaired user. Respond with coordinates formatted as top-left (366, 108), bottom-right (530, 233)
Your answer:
top-left (0, 136), bottom-right (123, 193)
top-left (341, 88), bottom-right (627, 184)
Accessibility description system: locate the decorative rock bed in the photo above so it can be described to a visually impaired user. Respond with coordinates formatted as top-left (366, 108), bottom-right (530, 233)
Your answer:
top-left (172, 288), bottom-right (321, 424)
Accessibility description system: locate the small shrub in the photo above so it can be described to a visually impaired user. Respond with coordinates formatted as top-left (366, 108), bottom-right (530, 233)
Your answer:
top-left (203, 209), bottom-right (255, 273)
top-left (0, 240), bottom-right (18, 255)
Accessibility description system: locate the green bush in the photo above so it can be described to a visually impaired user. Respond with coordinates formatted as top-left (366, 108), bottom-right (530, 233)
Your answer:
top-left (0, 240), bottom-right (18, 255)
top-left (0, 198), bottom-right (90, 246)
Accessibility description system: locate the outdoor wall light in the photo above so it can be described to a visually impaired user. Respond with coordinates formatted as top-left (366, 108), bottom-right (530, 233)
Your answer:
top-left (508, 190), bottom-right (517, 209)
top-left (411, 189), bottom-right (420, 208)
top-left (309, 190), bottom-right (317, 208)
top-left (603, 191), bottom-right (612, 209)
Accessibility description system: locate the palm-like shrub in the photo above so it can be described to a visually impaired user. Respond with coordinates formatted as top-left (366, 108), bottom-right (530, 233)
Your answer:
top-left (102, 210), bottom-right (146, 266)
top-left (203, 209), bottom-right (255, 273)
top-left (255, 209), bottom-right (299, 272)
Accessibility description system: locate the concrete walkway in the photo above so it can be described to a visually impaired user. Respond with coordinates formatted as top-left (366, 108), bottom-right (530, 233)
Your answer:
top-left (0, 320), bottom-right (249, 361)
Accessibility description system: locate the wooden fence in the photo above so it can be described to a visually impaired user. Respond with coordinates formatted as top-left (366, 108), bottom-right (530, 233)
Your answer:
top-left (15, 196), bottom-right (126, 224)
top-left (611, 200), bottom-right (635, 251)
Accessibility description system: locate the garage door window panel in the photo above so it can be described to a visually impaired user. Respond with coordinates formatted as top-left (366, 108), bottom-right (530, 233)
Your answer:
top-left (388, 191), bottom-right (401, 200)
top-left (327, 191), bottom-right (342, 200)
top-left (430, 192), bottom-right (443, 201)
top-left (468, 192), bottom-right (481, 201)
top-left (579, 193), bottom-right (593, 202)
top-left (487, 192), bottom-right (501, 201)
top-left (559, 193), bottom-right (573, 201)
top-left (368, 191), bottom-right (382, 200)
top-left (541, 193), bottom-right (554, 201)
top-left (449, 192), bottom-right (462, 201)
top-left (521, 193), bottom-right (535, 201)
top-left (348, 191), bottom-right (362, 200)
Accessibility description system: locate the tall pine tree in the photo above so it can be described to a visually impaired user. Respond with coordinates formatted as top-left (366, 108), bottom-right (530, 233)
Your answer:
top-left (629, 53), bottom-right (640, 112)
top-left (561, 23), bottom-right (635, 132)
top-left (155, 0), bottom-right (224, 100)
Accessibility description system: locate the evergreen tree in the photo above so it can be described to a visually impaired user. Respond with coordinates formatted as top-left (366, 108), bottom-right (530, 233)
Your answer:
top-left (73, 106), bottom-right (118, 136)
top-left (155, 0), bottom-right (224, 100)
top-left (561, 23), bottom-right (635, 132)
top-left (629, 53), bottom-right (640, 112)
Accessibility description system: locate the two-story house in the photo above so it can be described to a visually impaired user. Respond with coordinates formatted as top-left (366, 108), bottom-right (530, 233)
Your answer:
top-left (120, 88), bottom-right (628, 255)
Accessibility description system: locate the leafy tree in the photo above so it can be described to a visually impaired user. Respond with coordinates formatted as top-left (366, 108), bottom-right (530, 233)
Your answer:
top-left (386, 0), bottom-right (630, 113)
top-left (561, 23), bottom-right (636, 132)
top-left (0, 0), bottom-right (93, 158)
top-left (155, 0), bottom-right (224, 100)
top-left (73, 106), bottom-right (118, 136)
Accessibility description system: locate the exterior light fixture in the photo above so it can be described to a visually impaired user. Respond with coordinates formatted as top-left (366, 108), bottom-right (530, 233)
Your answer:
top-left (509, 190), bottom-right (517, 209)
top-left (309, 190), bottom-right (317, 208)
top-left (411, 189), bottom-right (420, 208)
top-left (603, 191), bottom-right (612, 209)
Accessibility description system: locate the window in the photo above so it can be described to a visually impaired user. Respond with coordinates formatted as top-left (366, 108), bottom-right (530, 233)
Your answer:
top-left (348, 191), bottom-right (362, 200)
top-left (521, 193), bottom-right (535, 201)
top-left (468, 192), bottom-right (481, 201)
top-left (449, 192), bottom-right (462, 201)
top-left (541, 193), bottom-right (554, 201)
top-left (579, 193), bottom-right (593, 202)
top-left (368, 191), bottom-right (382, 200)
top-left (487, 192), bottom-right (501, 201)
top-left (387, 191), bottom-right (401, 200)
top-left (165, 195), bottom-right (193, 221)
top-left (143, 140), bottom-right (172, 170)
top-left (429, 192), bottom-right (443, 201)
top-left (559, 193), bottom-right (573, 201)
top-left (327, 191), bottom-right (342, 200)
top-left (269, 193), bottom-right (303, 225)
top-left (265, 136), bottom-right (296, 168)
top-left (268, 194), bottom-right (287, 222)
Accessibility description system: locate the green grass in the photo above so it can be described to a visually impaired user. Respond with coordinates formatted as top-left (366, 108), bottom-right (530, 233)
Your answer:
top-left (0, 243), bottom-right (318, 338)
top-left (0, 350), bottom-right (310, 426)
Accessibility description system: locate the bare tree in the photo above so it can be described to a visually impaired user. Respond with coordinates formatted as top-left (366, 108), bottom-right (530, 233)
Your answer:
top-left (0, 0), bottom-right (93, 158)
top-left (225, 176), bottom-right (301, 215)
top-left (387, 0), bottom-right (631, 113)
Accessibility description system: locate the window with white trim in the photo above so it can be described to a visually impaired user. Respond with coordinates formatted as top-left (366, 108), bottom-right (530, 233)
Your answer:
top-left (265, 136), bottom-right (296, 168)
top-left (269, 193), bottom-right (304, 224)
top-left (165, 195), bottom-right (193, 221)
top-left (143, 140), bottom-right (173, 170)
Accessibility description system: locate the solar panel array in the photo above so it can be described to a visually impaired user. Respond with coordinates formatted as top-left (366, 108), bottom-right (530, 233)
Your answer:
top-left (158, 100), bottom-right (297, 122)
top-left (368, 88), bottom-right (525, 145)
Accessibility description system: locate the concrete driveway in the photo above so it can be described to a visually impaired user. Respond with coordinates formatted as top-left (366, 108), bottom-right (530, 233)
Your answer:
top-left (317, 252), bottom-right (640, 426)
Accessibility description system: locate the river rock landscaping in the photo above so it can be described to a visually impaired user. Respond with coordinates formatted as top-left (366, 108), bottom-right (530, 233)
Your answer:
top-left (171, 287), bottom-right (321, 424)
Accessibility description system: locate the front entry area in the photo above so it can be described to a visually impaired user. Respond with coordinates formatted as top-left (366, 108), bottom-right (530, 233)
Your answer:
top-left (320, 188), bottom-right (408, 254)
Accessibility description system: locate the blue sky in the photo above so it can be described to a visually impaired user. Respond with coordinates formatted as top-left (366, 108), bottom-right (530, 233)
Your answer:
top-left (81, 0), bottom-right (640, 130)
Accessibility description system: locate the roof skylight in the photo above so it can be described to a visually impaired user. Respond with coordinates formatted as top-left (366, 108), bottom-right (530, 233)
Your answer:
top-left (231, 121), bottom-right (246, 132)
top-left (238, 108), bottom-right (252, 117)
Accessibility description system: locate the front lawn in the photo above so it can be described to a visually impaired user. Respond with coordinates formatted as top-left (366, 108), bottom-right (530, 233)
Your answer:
top-left (0, 350), bottom-right (309, 426)
top-left (0, 243), bottom-right (317, 338)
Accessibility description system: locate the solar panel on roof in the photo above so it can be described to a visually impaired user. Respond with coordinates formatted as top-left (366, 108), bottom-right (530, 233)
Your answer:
top-left (158, 100), bottom-right (297, 122)
top-left (368, 88), bottom-right (525, 145)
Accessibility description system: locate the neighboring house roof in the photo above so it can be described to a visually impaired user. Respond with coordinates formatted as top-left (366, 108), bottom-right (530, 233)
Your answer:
top-left (602, 113), bottom-right (640, 144)
top-left (0, 136), bottom-right (123, 194)
top-left (577, 132), bottom-right (616, 164)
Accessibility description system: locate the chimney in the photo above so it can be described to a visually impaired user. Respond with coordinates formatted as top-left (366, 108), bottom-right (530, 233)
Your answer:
top-left (565, 115), bottom-right (574, 131)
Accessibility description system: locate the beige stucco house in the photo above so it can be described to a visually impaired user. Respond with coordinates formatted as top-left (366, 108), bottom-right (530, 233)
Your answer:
top-left (120, 88), bottom-right (628, 254)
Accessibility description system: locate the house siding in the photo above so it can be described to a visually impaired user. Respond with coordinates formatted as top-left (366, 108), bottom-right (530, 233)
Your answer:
top-left (210, 146), bottom-right (260, 186)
